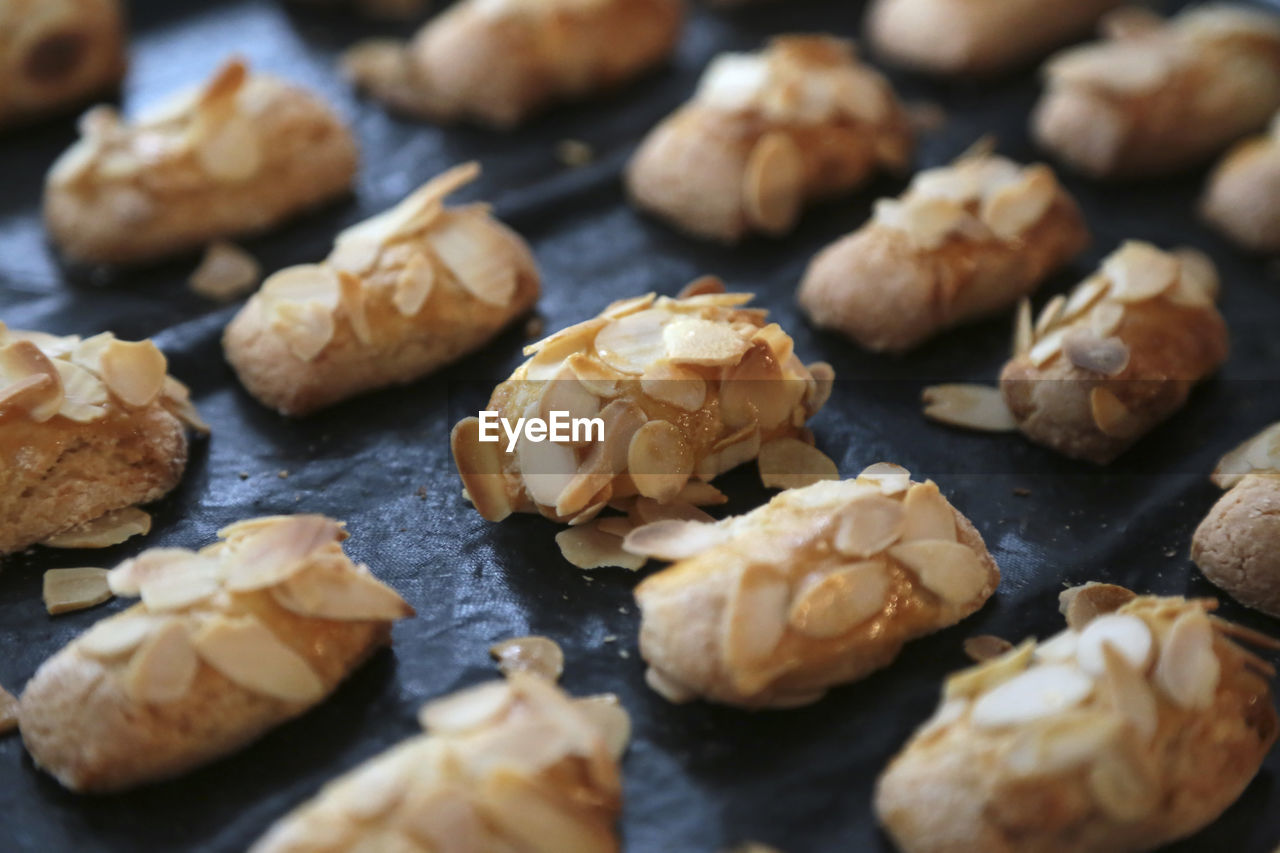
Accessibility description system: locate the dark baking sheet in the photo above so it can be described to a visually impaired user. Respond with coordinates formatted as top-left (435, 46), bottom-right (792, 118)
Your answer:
top-left (4, 0), bottom-right (1280, 850)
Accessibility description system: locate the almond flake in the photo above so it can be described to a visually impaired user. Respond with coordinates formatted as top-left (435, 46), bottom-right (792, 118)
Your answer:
top-left (0, 340), bottom-right (64, 421)
top-left (338, 272), bottom-right (374, 346)
top-left (565, 353), bottom-right (619, 398)
top-left (804, 362), bottom-right (835, 416)
top-left (889, 540), bottom-right (989, 605)
top-left (189, 241), bottom-right (260, 301)
top-left (1103, 241), bottom-right (1179, 303)
top-left (516, 432), bottom-right (579, 510)
top-left (1035, 630), bottom-right (1080, 663)
top-left (1211, 423), bottom-right (1280, 488)
top-left (490, 636), bottom-right (564, 681)
top-left (742, 132), bottom-right (803, 233)
top-left (696, 426), bottom-right (761, 482)
top-left (53, 359), bottom-right (109, 422)
top-left (970, 664), bottom-right (1095, 729)
top-left (1028, 326), bottom-right (1068, 367)
top-left (945, 639), bottom-right (1035, 700)
top-left (1013, 299), bottom-right (1033, 357)
top-left (900, 481), bottom-right (957, 543)
top-left (641, 360), bottom-right (707, 411)
top-left (1089, 301), bottom-right (1126, 338)
top-left (329, 236), bottom-right (383, 277)
top-left (623, 519), bottom-right (728, 560)
top-left (1062, 276), bottom-right (1111, 321)
top-left (138, 554), bottom-right (223, 612)
top-left (628, 420), bottom-right (693, 503)
top-left (161, 376), bottom-right (212, 434)
top-left (964, 635), bottom-right (1014, 662)
top-left (1153, 609), bottom-right (1220, 710)
top-left (43, 568), bottom-right (112, 615)
top-left (451, 417), bottom-right (514, 522)
top-left (594, 310), bottom-right (669, 375)
top-left (1100, 643), bottom-right (1158, 740)
top-left (788, 560), bottom-right (889, 638)
top-left (1172, 248), bottom-right (1219, 303)
top-left (631, 498), bottom-right (714, 526)
top-left (833, 495), bottom-right (905, 557)
top-left (1076, 614), bottom-right (1153, 676)
top-left (538, 365), bottom-right (601, 424)
top-left (555, 400), bottom-right (647, 517)
top-left (40, 506), bottom-right (152, 549)
top-left (272, 559), bottom-right (413, 621)
top-left (126, 620), bottom-right (199, 705)
top-left (108, 548), bottom-right (203, 596)
top-left (1004, 711), bottom-right (1120, 777)
top-left (1046, 42), bottom-right (1171, 94)
top-left (677, 481), bottom-right (728, 506)
top-left (600, 293), bottom-right (658, 320)
top-left (1061, 583), bottom-right (1137, 630)
top-left (419, 680), bottom-right (514, 734)
top-left (192, 615), bottom-right (325, 703)
top-left (1064, 331), bottom-right (1130, 376)
top-left (856, 462), bottom-right (911, 495)
top-left (1090, 387), bottom-right (1137, 438)
top-left (758, 438), bottom-right (838, 491)
top-left (99, 339), bottom-right (167, 407)
top-left (224, 515), bottom-right (345, 592)
top-left (662, 318), bottom-right (750, 367)
top-left (79, 615), bottom-right (160, 659)
top-left (574, 694), bottom-right (631, 760)
top-left (556, 523), bottom-right (647, 571)
top-left (429, 213), bottom-right (517, 307)
top-left (721, 343), bottom-right (796, 430)
top-left (1088, 748), bottom-right (1160, 822)
top-left (195, 114), bottom-right (262, 182)
top-left (921, 384), bottom-right (1017, 432)
top-left (723, 564), bottom-right (790, 672)
top-left (1034, 294), bottom-right (1068, 338)
top-left (480, 770), bottom-right (610, 853)
top-left (979, 164), bottom-right (1056, 241)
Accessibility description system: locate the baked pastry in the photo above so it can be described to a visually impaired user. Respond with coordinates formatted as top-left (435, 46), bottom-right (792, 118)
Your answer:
top-left (865, 0), bottom-right (1122, 76)
top-left (250, 672), bottom-right (626, 852)
top-left (44, 59), bottom-right (359, 264)
top-left (875, 588), bottom-right (1278, 853)
top-left (18, 515), bottom-right (412, 792)
top-left (998, 241), bottom-right (1228, 464)
top-left (1191, 424), bottom-right (1280, 618)
top-left (623, 467), bottom-right (1000, 709)
top-left (797, 149), bottom-right (1089, 353)
top-left (1202, 112), bottom-right (1280, 253)
top-left (450, 280), bottom-right (834, 540)
top-left (224, 162), bottom-right (540, 416)
top-left (0, 0), bottom-right (126, 128)
top-left (626, 36), bottom-right (913, 243)
top-left (0, 325), bottom-right (207, 557)
top-left (341, 0), bottom-right (684, 129)
top-left (1031, 4), bottom-right (1280, 179)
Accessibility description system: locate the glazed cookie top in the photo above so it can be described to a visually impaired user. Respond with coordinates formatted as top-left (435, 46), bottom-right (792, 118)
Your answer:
top-left (0, 323), bottom-right (206, 432)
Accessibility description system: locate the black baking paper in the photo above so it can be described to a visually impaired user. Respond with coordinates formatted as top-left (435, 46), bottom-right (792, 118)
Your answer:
top-left (3, 1), bottom-right (1280, 850)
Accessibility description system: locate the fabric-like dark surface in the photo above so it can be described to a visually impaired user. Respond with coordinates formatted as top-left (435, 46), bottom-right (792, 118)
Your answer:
top-left (3, 0), bottom-right (1280, 850)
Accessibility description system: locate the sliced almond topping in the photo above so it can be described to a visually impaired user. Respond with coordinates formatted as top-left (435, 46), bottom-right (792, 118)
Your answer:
top-left (451, 417), bottom-right (514, 522)
top-left (595, 516), bottom-right (635, 538)
top-left (273, 301), bottom-right (337, 363)
top-left (1034, 294), bottom-right (1067, 338)
top-left (574, 694), bottom-right (631, 760)
top-left (970, 664), bottom-right (1095, 729)
top-left (623, 519), bottom-right (729, 560)
top-left (1089, 302), bottom-right (1126, 338)
top-left (565, 353), bottom-right (619, 398)
top-left (1153, 609), bottom-right (1220, 710)
top-left (108, 547), bottom-right (203, 597)
top-left (964, 635), bottom-right (1014, 662)
top-left (0, 340), bottom-right (63, 421)
top-left (758, 438), bottom-right (838, 491)
top-left (555, 400), bottom-right (647, 518)
top-left (1004, 711), bottom-right (1120, 777)
top-left (272, 560), bottom-right (413, 621)
top-left (900, 481), bottom-right (956, 542)
top-left (889, 540), bottom-right (989, 606)
top-left (53, 359), bottom-right (109, 423)
top-left (722, 343), bottom-right (799, 431)
top-left (804, 362), bottom-right (835, 417)
top-left (555, 522), bottom-right (647, 571)
top-left (1088, 747), bottom-right (1160, 822)
top-left (1035, 629), bottom-right (1080, 663)
top-left (594, 309), bottom-right (669, 375)
top-left (833, 495), bottom-right (905, 557)
top-left (1028, 326), bottom-right (1068, 368)
top-left (126, 620), bottom-right (199, 705)
top-left (788, 560), bottom-right (889, 639)
top-left (677, 481), bottom-right (729, 506)
top-left (751, 324), bottom-right (795, 365)
top-left (1064, 331), bottom-right (1130, 376)
top-left (676, 276), bottom-right (727, 299)
top-left (1062, 276), bottom-right (1111, 321)
top-left (1090, 387), bottom-right (1138, 438)
top-left (43, 568), bottom-right (112, 615)
top-left (1076, 613), bottom-right (1153, 676)
top-left (1100, 643), bottom-right (1158, 740)
top-left (429, 213), bottom-right (517, 307)
top-left (1013, 298), bottom-right (1033, 357)
top-left (628, 420), bottom-right (693, 503)
top-left (419, 680), bottom-right (514, 734)
top-left (224, 515), bottom-right (344, 592)
top-left (696, 426), bottom-right (762, 482)
top-left (79, 614), bottom-right (160, 659)
top-left (1046, 42), bottom-right (1171, 94)
top-left (192, 614), bottom-right (325, 703)
top-left (516, 428), bottom-right (580, 510)
top-left (189, 241), bottom-right (260, 301)
top-left (945, 639), bottom-right (1036, 700)
top-left (490, 636), bottom-right (564, 681)
top-left (99, 339), bottom-right (168, 408)
top-left (980, 164), bottom-right (1056, 241)
top-left (723, 564), bottom-right (790, 673)
top-left (641, 360), bottom-right (707, 412)
top-left (1060, 583), bottom-right (1137, 630)
top-left (1212, 423), bottom-right (1280, 488)
top-left (857, 462), bottom-right (911, 495)
top-left (662, 318), bottom-right (751, 367)
top-left (1172, 247), bottom-right (1219, 304)
top-left (160, 375), bottom-right (212, 434)
top-left (195, 113), bottom-right (262, 182)
top-left (40, 507), bottom-right (152, 549)
top-left (262, 264), bottom-right (342, 309)
top-left (1103, 241), bottom-right (1179, 303)
top-left (138, 553), bottom-right (223, 612)
top-left (0, 374), bottom-right (58, 420)
top-left (338, 272), bottom-right (374, 346)
top-left (480, 770), bottom-right (613, 853)
top-left (631, 498), bottom-right (714, 526)
top-left (921, 384), bottom-right (1017, 432)
top-left (742, 132), bottom-right (803, 234)
top-left (600, 293), bottom-right (658, 320)
top-left (329, 236), bottom-right (382, 277)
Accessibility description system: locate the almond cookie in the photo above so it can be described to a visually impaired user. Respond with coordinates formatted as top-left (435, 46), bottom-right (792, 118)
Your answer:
top-left (251, 672), bottom-right (626, 852)
top-left (341, 0), bottom-right (684, 129)
top-left (0, 325), bottom-right (207, 557)
top-left (865, 0), bottom-right (1122, 76)
top-left (623, 467), bottom-right (1000, 709)
top-left (1202, 112), bottom-right (1280, 253)
top-left (224, 163), bottom-right (540, 416)
top-left (996, 242), bottom-right (1227, 464)
top-left (18, 515), bottom-right (412, 792)
top-left (450, 280), bottom-right (834, 537)
top-left (44, 59), bottom-right (359, 264)
top-left (875, 589), bottom-right (1278, 853)
top-left (1032, 4), bottom-right (1280, 179)
top-left (626, 36), bottom-right (913, 243)
top-left (0, 0), bottom-right (126, 127)
top-left (798, 149), bottom-right (1089, 353)
top-left (1192, 424), bottom-right (1280, 618)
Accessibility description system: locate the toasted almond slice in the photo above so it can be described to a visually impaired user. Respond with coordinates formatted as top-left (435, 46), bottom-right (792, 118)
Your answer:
top-left (565, 353), bottom-right (619, 398)
top-left (160, 376), bottom-right (212, 435)
top-left (628, 420), bottom-right (693, 503)
top-left (40, 506), bottom-right (152, 549)
top-left (490, 636), bottom-right (564, 681)
top-left (900, 481), bottom-right (957, 543)
top-left (524, 320), bottom-right (606, 380)
top-left (1088, 302), bottom-right (1125, 339)
top-left (1004, 711), bottom-right (1120, 777)
top-left (1211, 423), bottom-right (1280, 488)
top-left (804, 362), bottom-right (835, 417)
top-left (889, 540), bottom-right (989, 605)
top-left (751, 324), bottom-right (795, 365)
top-left (0, 340), bottom-right (64, 421)
top-left (676, 276), bottom-right (726, 299)
top-left (758, 438), bottom-right (838, 490)
top-left (594, 516), bottom-right (634, 538)
top-left (721, 342), bottom-right (796, 430)
top-left (0, 685), bottom-right (17, 734)
top-left (1100, 643), bottom-right (1158, 739)
top-left (107, 547), bottom-right (203, 596)
top-left (197, 58), bottom-right (248, 108)
top-left (139, 554), bottom-right (223, 612)
top-left (1088, 747), bottom-right (1160, 822)
top-left (1153, 609), bottom-right (1220, 710)
top-left (1028, 326), bottom-right (1068, 367)
top-left (0, 374), bottom-right (57, 419)
top-left (1062, 276), bottom-right (1111, 321)
top-left (272, 559), bottom-right (413, 621)
top-left (1090, 387), bottom-right (1138, 438)
top-left (723, 564), bottom-right (790, 671)
top-left (1076, 614), bottom-right (1153, 676)
top-left (574, 694), bottom-right (631, 760)
top-left (1103, 241), bottom-right (1179, 303)
top-left (662, 318), bottom-right (751, 367)
top-left (742, 132), bottom-right (804, 234)
top-left (419, 680), bottom-right (514, 734)
top-left (945, 639), bottom-right (1036, 700)
top-left (970, 664), bottom-right (1095, 729)
top-left (594, 309), bottom-right (669, 375)
top-left (98, 339), bottom-right (168, 407)
top-left (1064, 331), bottom-right (1130, 376)
top-left (192, 614), bottom-right (325, 703)
top-left (922, 384), bottom-right (1017, 432)
top-left (856, 462), bottom-right (911, 495)
top-left (677, 481), bottom-right (728, 506)
top-left (1172, 247), bottom-right (1219, 303)
top-left (262, 264), bottom-right (342, 309)
top-left (516, 431), bottom-right (580, 511)
top-left (964, 635), bottom-right (1014, 662)
top-left (480, 770), bottom-right (614, 853)
top-left (329, 236), bottom-right (382, 277)
top-left (1046, 42), bottom-right (1171, 94)
top-left (1013, 298), bottom-right (1033, 357)
top-left (43, 568), bottom-right (112, 615)
top-left (273, 300), bottom-right (337, 363)
top-left (429, 213), bottom-right (517, 307)
top-left (696, 425), bottom-right (762, 482)
top-left (189, 241), bottom-right (260, 301)
top-left (788, 560), bottom-right (889, 639)
top-left (451, 417), bottom-right (514, 522)
top-left (222, 515), bottom-right (344, 591)
top-left (555, 400), bottom-right (647, 518)
top-left (1060, 582), bottom-right (1137, 630)
top-left (195, 113), bottom-right (262, 182)
top-left (53, 359), bottom-right (109, 422)
top-left (631, 498), bottom-right (714, 526)
top-left (555, 523), bottom-right (647, 571)
top-left (641, 360), bottom-right (707, 411)
top-left (623, 519), bottom-right (729, 560)
top-left (1034, 294), bottom-right (1068, 338)
top-left (338, 272), bottom-right (374, 346)
top-left (1035, 629), bottom-right (1080, 663)
top-left (980, 164), bottom-right (1056, 241)
top-left (79, 614), bottom-right (160, 658)
top-left (600, 292), bottom-right (659, 320)
top-left (833, 495), bottom-right (905, 557)
top-left (126, 620), bottom-right (199, 705)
